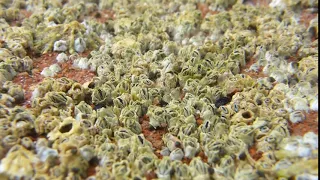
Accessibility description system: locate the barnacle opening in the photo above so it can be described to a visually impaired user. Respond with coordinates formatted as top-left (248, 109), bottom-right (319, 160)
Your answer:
top-left (59, 123), bottom-right (73, 133)
top-left (242, 111), bottom-right (252, 119)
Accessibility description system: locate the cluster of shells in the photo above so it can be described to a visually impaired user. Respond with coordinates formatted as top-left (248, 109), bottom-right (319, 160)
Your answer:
top-left (0, 0), bottom-right (318, 179)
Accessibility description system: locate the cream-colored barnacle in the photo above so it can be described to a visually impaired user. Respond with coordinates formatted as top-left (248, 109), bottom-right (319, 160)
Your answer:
top-left (204, 139), bottom-right (226, 164)
top-left (170, 148), bottom-right (184, 161)
top-left (113, 93), bottom-right (131, 109)
top-left (47, 117), bottom-right (82, 141)
top-left (122, 117), bottom-right (141, 134)
top-left (230, 109), bottom-right (255, 124)
top-left (0, 145), bottom-right (39, 179)
top-left (52, 77), bottom-right (75, 92)
top-left (290, 96), bottom-right (310, 112)
top-left (289, 111), bottom-right (306, 124)
top-left (178, 123), bottom-right (198, 140)
top-left (218, 105), bottom-right (234, 119)
top-left (133, 153), bottom-right (157, 175)
top-left (229, 123), bottom-right (255, 146)
top-left (234, 161), bottom-right (260, 180)
top-left (183, 136), bottom-right (200, 159)
top-left (92, 87), bottom-right (112, 106)
top-left (10, 111), bottom-right (35, 137)
top-left (58, 142), bottom-right (88, 178)
top-left (163, 133), bottom-right (182, 152)
top-left (155, 157), bottom-right (173, 179)
top-left (1, 135), bottom-right (20, 151)
top-left (44, 91), bottom-right (73, 108)
top-left (34, 113), bottom-right (62, 135)
top-left (114, 127), bottom-right (135, 141)
top-left (171, 161), bottom-right (192, 180)
top-left (66, 82), bottom-right (85, 104)
top-left (112, 160), bottom-right (131, 178)
top-left (1, 81), bottom-right (24, 103)
top-left (189, 157), bottom-right (211, 179)
top-left (147, 105), bottom-right (167, 129)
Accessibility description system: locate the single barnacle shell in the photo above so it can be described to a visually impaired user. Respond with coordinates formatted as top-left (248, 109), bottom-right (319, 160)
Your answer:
top-left (112, 160), bottom-right (130, 178)
top-left (134, 153), bottom-right (157, 175)
top-left (52, 77), bottom-right (74, 92)
top-left (290, 97), bottom-right (310, 112)
top-left (170, 148), bottom-right (184, 161)
top-left (53, 40), bottom-right (68, 52)
top-left (56, 52), bottom-right (69, 63)
top-left (10, 111), bottom-right (35, 137)
top-left (122, 117), bottom-right (141, 134)
top-left (230, 110), bottom-right (255, 124)
top-left (0, 145), bottom-right (39, 179)
top-left (303, 132), bottom-right (318, 150)
top-left (80, 145), bottom-right (95, 162)
top-left (1, 81), bottom-right (24, 103)
top-left (58, 142), bottom-right (88, 178)
top-left (67, 83), bottom-right (85, 103)
top-left (189, 157), bottom-right (211, 179)
top-left (0, 93), bottom-right (15, 107)
top-left (171, 161), bottom-right (192, 180)
top-left (47, 117), bottom-right (82, 141)
top-left (91, 87), bottom-right (112, 106)
top-left (163, 133), bottom-right (182, 152)
top-left (229, 123), bottom-right (255, 146)
top-left (44, 91), bottom-right (73, 108)
top-left (289, 111), bottom-right (306, 124)
top-left (34, 113), bottom-right (62, 135)
top-left (114, 127), bottom-right (135, 141)
top-left (178, 123), bottom-right (198, 140)
top-left (183, 136), bottom-right (200, 159)
top-left (155, 157), bottom-right (173, 179)
top-left (2, 135), bottom-right (20, 151)
top-left (147, 105), bottom-right (167, 129)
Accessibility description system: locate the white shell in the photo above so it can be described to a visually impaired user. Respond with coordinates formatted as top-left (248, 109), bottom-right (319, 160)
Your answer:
top-left (40, 67), bottom-right (54, 77)
top-left (170, 148), bottom-right (184, 161)
top-left (74, 37), bottom-right (86, 53)
top-left (73, 57), bottom-right (89, 69)
top-left (269, 0), bottom-right (287, 10)
top-left (56, 52), bottom-right (68, 63)
top-left (290, 97), bottom-right (309, 112)
top-left (295, 173), bottom-right (318, 180)
top-left (289, 111), bottom-right (306, 124)
top-left (49, 64), bottom-right (61, 74)
top-left (53, 40), bottom-right (68, 52)
top-left (309, 96), bottom-right (318, 111)
top-left (297, 143), bottom-right (312, 158)
top-left (303, 132), bottom-right (318, 150)
top-left (37, 146), bottom-right (58, 162)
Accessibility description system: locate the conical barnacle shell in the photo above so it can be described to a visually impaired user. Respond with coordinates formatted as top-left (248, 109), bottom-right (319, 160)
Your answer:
top-left (114, 127), bottom-right (135, 141)
top-left (0, 145), bottom-right (39, 179)
top-left (155, 157), bottom-right (173, 179)
top-left (183, 136), bottom-right (200, 159)
top-left (189, 157), bottom-right (211, 179)
top-left (1, 134), bottom-right (20, 150)
top-left (58, 141), bottom-right (89, 178)
top-left (44, 91), bottom-right (74, 108)
top-left (67, 82), bottom-right (85, 103)
top-left (47, 117), bottom-right (82, 141)
top-left (34, 113), bottom-right (62, 135)
top-left (231, 110), bottom-right (255, 124)
top-left (112, 160), bottom-right (131, 178)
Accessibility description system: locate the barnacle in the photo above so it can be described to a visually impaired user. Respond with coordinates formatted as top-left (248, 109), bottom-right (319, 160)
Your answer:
top-left (155, 157), bottom-right (173, 179)
top-left (0, 0), bottom-right (318, 179)
top-left (0, 145), bottom-right (39, 179)
top-left (47, 117), bottom-right (82, 141)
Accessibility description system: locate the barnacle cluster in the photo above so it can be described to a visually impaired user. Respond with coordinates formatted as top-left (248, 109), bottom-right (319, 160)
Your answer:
top-left (0, 0), bottom-right (318, 179)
